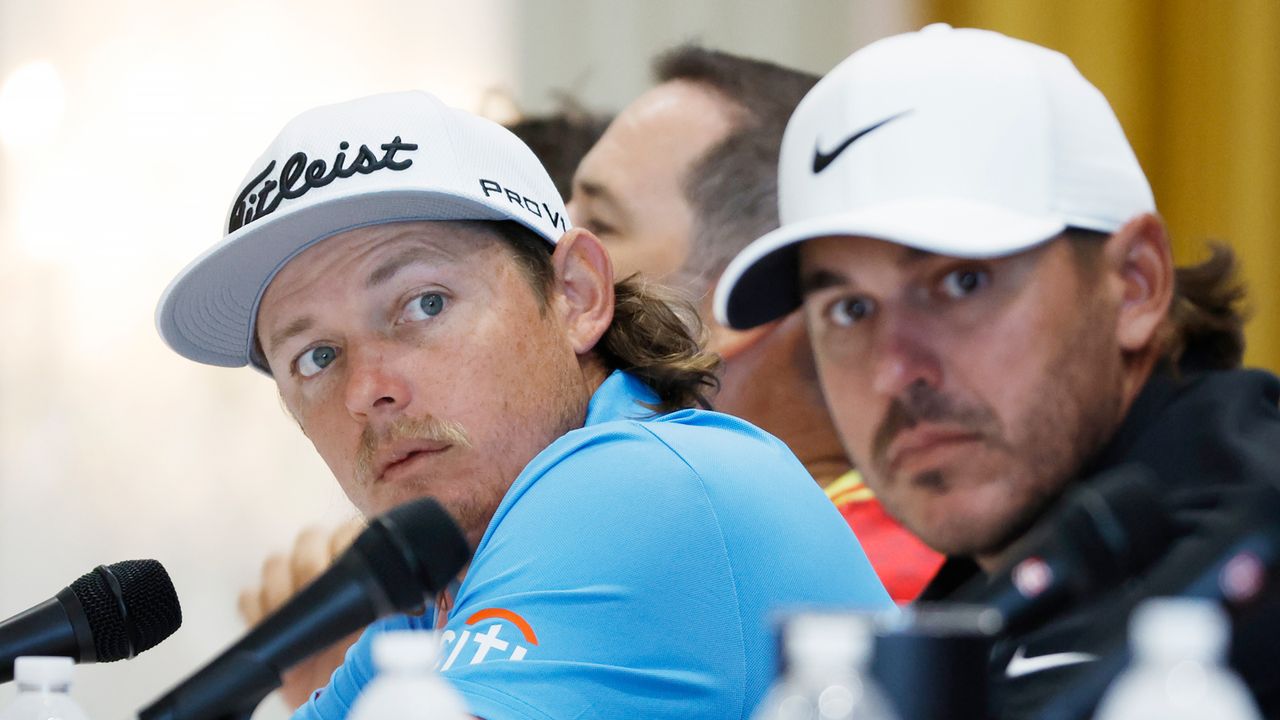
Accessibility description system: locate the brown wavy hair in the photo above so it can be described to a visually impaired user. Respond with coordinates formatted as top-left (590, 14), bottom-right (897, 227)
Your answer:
top-left (1163, 243), bottom-right (1249, 372)
top-left (494, 221), bottom-right (721, 412)
top-left (1069, 228), bottom-right (1248, 372)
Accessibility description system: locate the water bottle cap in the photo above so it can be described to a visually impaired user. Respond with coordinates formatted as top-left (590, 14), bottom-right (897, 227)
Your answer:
top-left (783, 612), bottom-right (875, 669)
top-left (14, 656), bottom-right (74, 688)
top-left (1130, 597), bottom-right (1229, 662)
top-left (371, 630), bottom-right (441, 673)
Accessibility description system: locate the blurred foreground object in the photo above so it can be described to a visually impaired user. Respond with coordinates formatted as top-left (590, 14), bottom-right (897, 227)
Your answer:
top-left (138, 497), bottom-right (469, 720)
top-left (347, 631), bottom-right (468, 720)
top-left (0, 657), bottom-right (90, 720)
top-left (1092, 598), bottom-right (1261, 720)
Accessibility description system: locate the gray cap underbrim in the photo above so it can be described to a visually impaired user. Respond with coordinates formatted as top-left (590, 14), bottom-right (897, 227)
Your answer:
top-left (156, 190), bottom-right (556, 372)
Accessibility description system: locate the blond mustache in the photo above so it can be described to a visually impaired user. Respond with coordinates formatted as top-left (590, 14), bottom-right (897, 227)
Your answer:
top-left (354, 415), bottom-right (471, 484)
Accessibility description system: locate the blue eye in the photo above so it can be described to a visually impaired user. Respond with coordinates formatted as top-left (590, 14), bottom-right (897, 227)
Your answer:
top-left (940, 268), bottom-right (989, 299)
top-left (297, 346), bottom-right (338, 378)
top-left (403, 292), bottom-right (446, 321)
top-left (827, 297), bottom-right (875, 327)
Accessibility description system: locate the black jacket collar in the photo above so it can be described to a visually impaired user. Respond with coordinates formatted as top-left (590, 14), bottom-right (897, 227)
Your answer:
top-left (918, 366), bottom-right (1280, 600)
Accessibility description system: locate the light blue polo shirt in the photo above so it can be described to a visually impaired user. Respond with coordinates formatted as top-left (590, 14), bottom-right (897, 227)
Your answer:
top-left (293, 370), bottom-right (892, 720)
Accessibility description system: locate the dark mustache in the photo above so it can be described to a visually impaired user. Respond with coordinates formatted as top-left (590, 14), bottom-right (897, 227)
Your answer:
top-left (871, 381), bottom-right (1000, 473)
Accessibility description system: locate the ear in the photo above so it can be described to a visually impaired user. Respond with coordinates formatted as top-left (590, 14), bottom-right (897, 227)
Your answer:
top-left (1104, 213), bottom-right (1175, 354)
top-left (550, 228), bottom-right (615, 355)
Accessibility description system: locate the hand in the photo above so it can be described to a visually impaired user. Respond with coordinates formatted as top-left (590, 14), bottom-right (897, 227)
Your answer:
top-left (238, 518), bottom-right (367, 710)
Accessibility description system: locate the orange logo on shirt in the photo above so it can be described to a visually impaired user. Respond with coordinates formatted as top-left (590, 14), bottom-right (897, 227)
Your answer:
top-left (439, 608), bottom-right (538, 670)
top-left (465, 608), bottom-right (539, 644)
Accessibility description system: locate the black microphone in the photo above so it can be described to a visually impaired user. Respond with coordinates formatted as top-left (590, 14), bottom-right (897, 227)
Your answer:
top-left (954, 464), bottom-right (1170, 635)
top-left (0, 559), bottom-right (182, 684)
top-left (1034, 484), bottom-right (1280, 720)
top-left (138, 497), bottom-right (471, 720)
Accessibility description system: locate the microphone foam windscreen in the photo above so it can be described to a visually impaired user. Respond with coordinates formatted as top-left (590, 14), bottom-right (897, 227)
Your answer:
top-left (353, 498), bottom-right (471, 611)
top-left (70, 559), bottom-right (182, 662)
top-left (382, 497), bottom-right (471, 595)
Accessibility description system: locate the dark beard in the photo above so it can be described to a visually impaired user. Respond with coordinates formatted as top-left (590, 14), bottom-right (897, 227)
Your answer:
top-left (970, 299), bottom-right (1127, 560)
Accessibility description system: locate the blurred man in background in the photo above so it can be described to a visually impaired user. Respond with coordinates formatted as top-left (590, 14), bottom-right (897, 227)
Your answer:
top-left (505, 106), bottom-right (612, 200)
top-left (570, 45), bottom-right (942, 602)
top-left (716, 24), bottom-right (1280, 718)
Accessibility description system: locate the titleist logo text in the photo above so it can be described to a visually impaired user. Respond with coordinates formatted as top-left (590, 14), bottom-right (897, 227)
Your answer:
top-left (228, 136), bottom-right (419, 232)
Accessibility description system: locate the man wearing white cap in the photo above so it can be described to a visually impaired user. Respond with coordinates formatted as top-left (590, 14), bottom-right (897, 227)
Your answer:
top-left (716, 24), bottom-right (1280, 717)
top-left (157, 90), bottom-right (891, 719)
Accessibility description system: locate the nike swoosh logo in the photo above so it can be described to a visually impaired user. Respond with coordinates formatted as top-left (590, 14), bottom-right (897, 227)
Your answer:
top-left (811, 110), bottom-right (912, 174)
top-left (1004, 645), bottom-right (1099, 679)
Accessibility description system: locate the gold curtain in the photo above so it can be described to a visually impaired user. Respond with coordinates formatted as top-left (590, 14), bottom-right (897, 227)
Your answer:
top-left (924, 0), bottom-right (1280, 372)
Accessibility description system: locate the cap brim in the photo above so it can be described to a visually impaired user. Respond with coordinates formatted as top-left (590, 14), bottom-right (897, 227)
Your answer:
top-left (714, 197), bottom-right (1066, 330)
top-left (157, 190), bottom-right (555, 371)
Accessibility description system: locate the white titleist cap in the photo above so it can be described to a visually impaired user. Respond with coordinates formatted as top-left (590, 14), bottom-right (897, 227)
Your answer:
top-left (156, 90), bottom-right (569, 370)
top-left (715, 24), bottom-right (1155, 329)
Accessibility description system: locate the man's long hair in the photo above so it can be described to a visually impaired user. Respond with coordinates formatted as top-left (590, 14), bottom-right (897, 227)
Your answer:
top-left (495, 221), bottom-right (721, 413)
top-left (1071, 229), bottom-right (1248, 371)
top-left (1165, 243), bottom-right (1248, 371)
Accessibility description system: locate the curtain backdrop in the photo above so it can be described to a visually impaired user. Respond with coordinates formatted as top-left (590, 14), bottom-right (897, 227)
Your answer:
top-left (926, 0), bottom-right (1280, 372)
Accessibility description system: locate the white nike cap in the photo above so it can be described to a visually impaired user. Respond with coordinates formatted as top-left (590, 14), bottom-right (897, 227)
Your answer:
top-left (156, 90), bottom-right (569, 371)
top-left (714, 24), bottom-right (1155, 330)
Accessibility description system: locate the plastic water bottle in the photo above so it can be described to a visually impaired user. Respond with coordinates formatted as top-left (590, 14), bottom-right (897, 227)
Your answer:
top-left (1093, 597), bottom-right (1262, 720)
top-left (0, 657), bottom-right (90, 720)
top-left (752, 612), bottom-right (900, 720)
top-left (348, 630), bottom-right (470, 720)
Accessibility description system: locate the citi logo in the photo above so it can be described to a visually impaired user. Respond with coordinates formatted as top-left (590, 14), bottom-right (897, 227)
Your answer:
top-left (439, 608), bottom-right (539, 670)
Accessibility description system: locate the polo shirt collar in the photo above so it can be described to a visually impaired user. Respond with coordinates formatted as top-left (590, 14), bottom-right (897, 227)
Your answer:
top-left (583, 370), bottom-right (662, 427)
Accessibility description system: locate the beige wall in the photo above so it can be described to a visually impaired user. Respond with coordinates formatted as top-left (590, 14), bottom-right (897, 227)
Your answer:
top-left (512, 0), bottom-right (914, 115)
top-left (0, 1), bottom-right (519, 717)
top-left (0, 2), bottom-right (915, 718)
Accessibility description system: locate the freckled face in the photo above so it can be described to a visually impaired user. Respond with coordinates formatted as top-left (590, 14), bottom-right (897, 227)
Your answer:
top-left (257, 221), bottom-right (591, 543)
top-left (800, 235), bottom-right (1126, 560)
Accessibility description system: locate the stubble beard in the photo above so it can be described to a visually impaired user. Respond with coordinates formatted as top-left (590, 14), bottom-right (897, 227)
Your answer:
top-left (351, 415), bottom-right (481, 529)
top-left (951, 309), bottom-right (1126, 561)
top-left (864, 304), bottom-right (1127, 561)
top-left (968, 307), bottom-right (1126, 561)
top-left (349, 362), bottom-right (594, 545)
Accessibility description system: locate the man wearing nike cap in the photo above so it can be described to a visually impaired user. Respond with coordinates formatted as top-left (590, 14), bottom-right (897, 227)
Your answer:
top-left (715, 24), bottom-right (1280, 717)
top-left (157, 89), bottom-right (891, 720)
